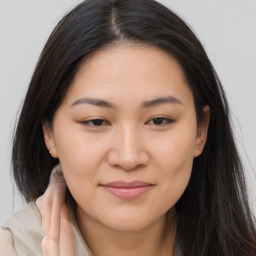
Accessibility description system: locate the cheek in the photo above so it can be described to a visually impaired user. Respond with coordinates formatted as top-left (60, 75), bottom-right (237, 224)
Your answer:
top-left (55, 134), bottom-right (103, 207)
top-left (151, 127), bottom-right (196, 205)
top-left (54, 122), bottom-right (106, 170)
top-left (152, 126), bottom-right (197, 171)
top-left (52, 125), bottom-right (108, 198)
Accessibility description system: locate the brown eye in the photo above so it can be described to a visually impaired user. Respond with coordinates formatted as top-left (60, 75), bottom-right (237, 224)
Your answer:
top-left (81, 119), bottom-right (108, 127)
top-left (152, 118), bottom-right (165, 125)
top-left (91, 119), bottom-right (105, 126)
top-left (147, 117), bottom-right (174, 126)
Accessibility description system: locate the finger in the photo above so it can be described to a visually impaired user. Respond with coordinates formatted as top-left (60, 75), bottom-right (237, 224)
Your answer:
top-left (59, 205), bottom-right (74, 256)
top-left (41, 236), bottom-right (59, 256)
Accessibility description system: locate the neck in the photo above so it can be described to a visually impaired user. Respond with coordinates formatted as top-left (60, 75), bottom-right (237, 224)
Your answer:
top-left (76, 208), bottom-right (177, 256)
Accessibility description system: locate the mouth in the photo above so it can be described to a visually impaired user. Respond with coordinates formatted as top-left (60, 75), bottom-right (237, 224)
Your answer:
top-left (100, 181), bottom-right (154, 200)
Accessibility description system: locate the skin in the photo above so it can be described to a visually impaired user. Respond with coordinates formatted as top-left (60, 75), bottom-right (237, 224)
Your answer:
top-left (43, 44), bottom-right (210, 256)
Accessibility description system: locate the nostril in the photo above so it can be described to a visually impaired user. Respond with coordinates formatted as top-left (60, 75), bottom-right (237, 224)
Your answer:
top-left (107, 150), bottom-right (149, 171)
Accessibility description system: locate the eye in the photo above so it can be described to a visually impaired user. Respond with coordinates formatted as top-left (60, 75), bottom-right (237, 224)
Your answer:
top-left (147, 117), bottom-right (174, 126)
top-left (81, 119), bottom-right (109, 127)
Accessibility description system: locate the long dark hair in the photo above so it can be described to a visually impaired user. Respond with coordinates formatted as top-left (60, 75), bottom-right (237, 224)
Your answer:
top-left (12, 0), bottom-right (256, 255)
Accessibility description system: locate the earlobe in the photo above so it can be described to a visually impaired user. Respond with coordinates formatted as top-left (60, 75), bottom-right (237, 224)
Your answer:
top-left (194, 105), bottom-right (210, 158)
top-left (42, 122), bottom-right (58, 158)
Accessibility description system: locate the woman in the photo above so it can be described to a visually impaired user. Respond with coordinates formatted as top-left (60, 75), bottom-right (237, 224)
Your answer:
top-left (1, 0), bottom-right (255, 255)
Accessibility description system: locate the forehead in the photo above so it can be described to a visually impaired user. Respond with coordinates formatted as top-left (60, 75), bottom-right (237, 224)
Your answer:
top-left (76, 44), bottom-right (187, 83)
top-left (63, 44), bottom-right (193, 107)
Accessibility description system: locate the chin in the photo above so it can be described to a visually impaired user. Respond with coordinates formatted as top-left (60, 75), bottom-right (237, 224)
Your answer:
top-left (105, 220), bottom-right (151, 233)
top-left (99, 210), bottom-right (163, 233)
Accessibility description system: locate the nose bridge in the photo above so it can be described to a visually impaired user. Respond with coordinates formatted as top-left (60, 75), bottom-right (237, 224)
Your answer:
top-left (107, 123), bottom-right (149, 170)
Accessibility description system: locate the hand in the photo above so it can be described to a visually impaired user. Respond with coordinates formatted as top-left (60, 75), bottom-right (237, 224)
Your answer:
top-left (36, 164), bottom-right (73, 256)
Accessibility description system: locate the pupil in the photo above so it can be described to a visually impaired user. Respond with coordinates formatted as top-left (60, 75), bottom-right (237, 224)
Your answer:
top-left (93, 120), bottom-right (103, 126)
top-left (154, 118), bottom-right (163, 125)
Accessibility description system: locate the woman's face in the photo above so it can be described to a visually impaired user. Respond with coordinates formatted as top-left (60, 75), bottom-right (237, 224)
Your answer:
top-left (43, 45), bottom-right (209, 232)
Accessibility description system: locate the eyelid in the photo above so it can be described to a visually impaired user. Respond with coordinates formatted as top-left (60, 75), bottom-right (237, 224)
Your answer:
top-left (80, 118), bottom-right (109, 127)
top-left (146, 116), bottom-right (175, 126)
top-left (79, 116), bottom-right (175, 127)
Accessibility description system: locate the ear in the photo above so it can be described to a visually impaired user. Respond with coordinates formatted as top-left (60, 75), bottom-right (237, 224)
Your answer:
top-left (194, 105), bottom-right (210, 158)
top-left (42, 121), bottom-right (58, 158)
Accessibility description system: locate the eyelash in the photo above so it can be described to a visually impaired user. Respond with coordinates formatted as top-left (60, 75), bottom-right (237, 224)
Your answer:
top-left (147, 117), bottom-right (174, 126)
top-left (81, 119), bottom-right (109, 127)
top-left (80, 117), bottom-right (174, 127)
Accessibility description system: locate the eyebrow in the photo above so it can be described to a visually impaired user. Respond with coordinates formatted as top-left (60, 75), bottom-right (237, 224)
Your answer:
top-left (71, 96), bottom-right (182, 109)
top-left (141, 96), bottom-right (182, 108)
top-left (71, 98), bottom-right (117, 109)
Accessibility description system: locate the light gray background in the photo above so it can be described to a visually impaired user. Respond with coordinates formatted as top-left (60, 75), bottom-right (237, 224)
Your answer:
top-left (1, 0), bottom-right (255, 224)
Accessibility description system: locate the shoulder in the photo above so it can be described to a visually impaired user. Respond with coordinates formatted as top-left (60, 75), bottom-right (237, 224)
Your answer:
top-left (0, 228), bottom-right (17, 256)
top-left (2, 201), bottom-right (44, 256)
top-left (3, 201), bottom-right (42, 231)
top-left (2, 201), bottom-right (93, 255)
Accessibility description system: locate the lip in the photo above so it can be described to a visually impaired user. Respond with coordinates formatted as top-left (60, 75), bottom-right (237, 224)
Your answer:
top-left (100, 181), bottom-right (153, 199)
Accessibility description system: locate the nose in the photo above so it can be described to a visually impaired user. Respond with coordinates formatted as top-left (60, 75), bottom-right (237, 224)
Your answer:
top-left (107, 126), bottom-right (149, 171)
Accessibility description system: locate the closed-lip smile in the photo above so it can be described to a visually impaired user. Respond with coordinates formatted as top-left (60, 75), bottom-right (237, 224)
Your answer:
top-left (100, 181), bottom-right (154, 199)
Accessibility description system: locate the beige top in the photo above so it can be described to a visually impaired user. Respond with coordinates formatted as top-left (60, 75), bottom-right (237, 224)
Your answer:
top-left (0, 202), bottom-right (182, 256)
top-left (0, 202), bottom-right (93, 256)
